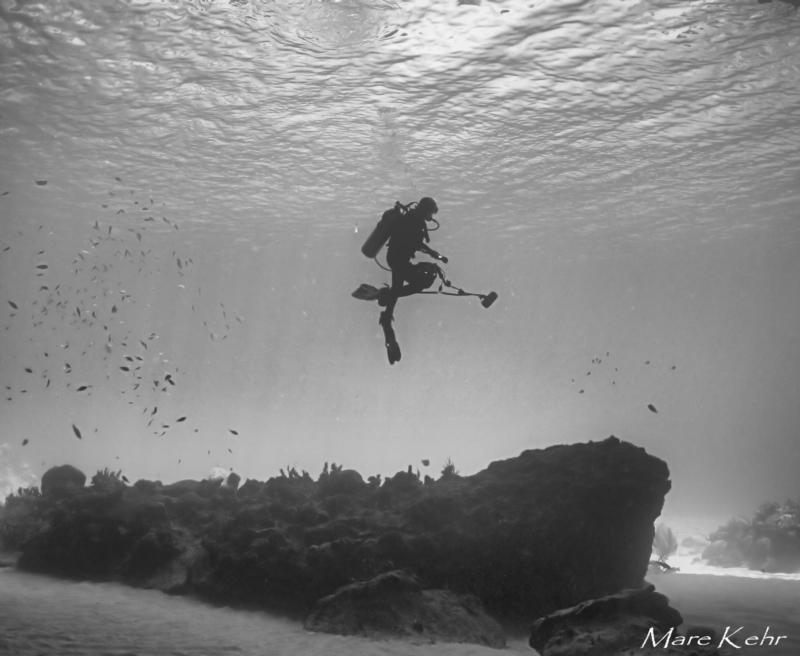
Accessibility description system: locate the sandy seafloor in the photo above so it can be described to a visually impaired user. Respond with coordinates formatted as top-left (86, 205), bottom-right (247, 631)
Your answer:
top-left (1, 516), bottom-right (798, 656)
top-left (1, 566), bottom-right (798, 656)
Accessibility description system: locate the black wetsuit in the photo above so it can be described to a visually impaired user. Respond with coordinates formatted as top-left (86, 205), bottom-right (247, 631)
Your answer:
top-left (384, 207), bottom-right (436, 316)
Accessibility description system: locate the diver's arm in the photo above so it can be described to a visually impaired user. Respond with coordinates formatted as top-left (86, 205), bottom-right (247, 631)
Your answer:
top-left (418, 243), bottom-right (448, 263)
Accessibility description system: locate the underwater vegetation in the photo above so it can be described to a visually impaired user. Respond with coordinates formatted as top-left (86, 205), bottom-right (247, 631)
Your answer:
top-left (703, 499), bottom-right (800, 573)
top-left (652, 523), bottom-right (678, 563)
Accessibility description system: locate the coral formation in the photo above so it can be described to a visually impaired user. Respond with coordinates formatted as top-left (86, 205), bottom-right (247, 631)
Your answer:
top-left (703, 499), bottom-right (800, 573)
top-left (1, 436), bottom-right (672, 645)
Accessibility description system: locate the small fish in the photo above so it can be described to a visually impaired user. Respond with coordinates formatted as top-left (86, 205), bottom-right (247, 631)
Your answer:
top-left (227, 448), bottom-right (233, 454)
top-left (72, 423), bottom-right (82, 439)
top-left (114, 176), bottom-right (122, 182)
top-left (35, 180), bottom-right (48, 186)
top-left (120, 366), bottom-right (130, 372)
top-left (647, 404), bottom-right (658, 414)
top-left (121, 475), bottom-right (129, 483)
top-left (36, 264), bottom-right (48, 270)
top-left (421, 459), bottom-right (430, 466)
top-left (111, 305), bottom-right (117, 313)
top-left (24, 367), bottom-right (33, 373)
top-left (8, 300), bottom-right (18, 309)
top-left (76, 385), bottom-right (89, 392)
top-left (22, 438), bottom-right (29, 446)
top-left (176, 416), bottom-right (187, 422)
top-left (229, 429), bottom-right (239, 436)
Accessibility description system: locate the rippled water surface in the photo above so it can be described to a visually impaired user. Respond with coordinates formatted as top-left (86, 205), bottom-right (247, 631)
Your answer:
top-left (2, 0), bottom-right (799, 234)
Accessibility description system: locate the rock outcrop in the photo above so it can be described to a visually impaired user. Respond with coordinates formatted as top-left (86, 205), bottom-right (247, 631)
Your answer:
top-left (304, 569), bottom-right (506, 647)
top-left (530, 584), bottom-right (719, 656)
top-left (4, 436), bottom-right (671, 644)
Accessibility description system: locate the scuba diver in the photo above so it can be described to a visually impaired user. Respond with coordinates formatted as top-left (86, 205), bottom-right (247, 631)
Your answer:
top-left (354, 196), bottom-right (497, 365)
top-left (379, 196), bottom-right (447, 363)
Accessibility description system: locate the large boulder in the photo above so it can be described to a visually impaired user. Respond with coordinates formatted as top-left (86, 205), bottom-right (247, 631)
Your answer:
top-left (529, 584), bottom-right (719, 656)
top-left (40, 464), bottom-right (86, 497)
top-left (304, 570), bottom-right (506, 648)
top-left (408, 436), bottom-right (671, 619)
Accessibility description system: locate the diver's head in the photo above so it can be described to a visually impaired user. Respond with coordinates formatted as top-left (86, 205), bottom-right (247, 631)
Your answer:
top-left (418, 196), bottom-right (438, 218)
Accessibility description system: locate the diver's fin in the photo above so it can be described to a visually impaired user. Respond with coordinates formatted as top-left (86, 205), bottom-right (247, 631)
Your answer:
top-left (386, 340), bottom-right (401, 365)
top-left (352, 283), bottom-right (381, 301)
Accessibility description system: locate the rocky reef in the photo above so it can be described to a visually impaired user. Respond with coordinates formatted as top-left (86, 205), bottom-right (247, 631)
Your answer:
top-left (529, 584), bottom-right (719, 656)
top-left (702, 499), bottom-right (800, 573)
top-left (1, 436), bottom-right (671, 646)
top-left (304, 569), bottom-right (506, 647)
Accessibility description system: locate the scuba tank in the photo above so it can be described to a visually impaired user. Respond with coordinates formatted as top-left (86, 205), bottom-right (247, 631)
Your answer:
top-left (361, 201), bottom-right (409, 258)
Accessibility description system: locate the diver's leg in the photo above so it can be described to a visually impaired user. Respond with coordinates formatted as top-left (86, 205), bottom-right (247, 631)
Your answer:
top-left (384, 258), bottom-right (431, 302)
top-left (378, 304), bottom-right (400, 364)
top-left (392, 280), bottom-right (426, 298)
top-left (379, 257), bottom-right (406, 364)
top-left (380, 314), bottom-right (401, 364)
top-left (380, 255), bottom-right (410, 318)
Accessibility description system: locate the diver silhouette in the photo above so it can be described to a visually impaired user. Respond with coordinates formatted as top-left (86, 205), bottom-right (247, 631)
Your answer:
top-left (353, 196), bottom-right (497, 365)
top-left (380, 197), bottom-right (445, 363)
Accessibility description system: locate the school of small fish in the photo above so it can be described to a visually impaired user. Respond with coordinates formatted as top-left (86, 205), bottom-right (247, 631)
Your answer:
top-left (4, 178), bottom-right (681, 463)
top-left (1, 178), bottom-right (243, 456)
top-left (568, 351), bottom-right (677, 417)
